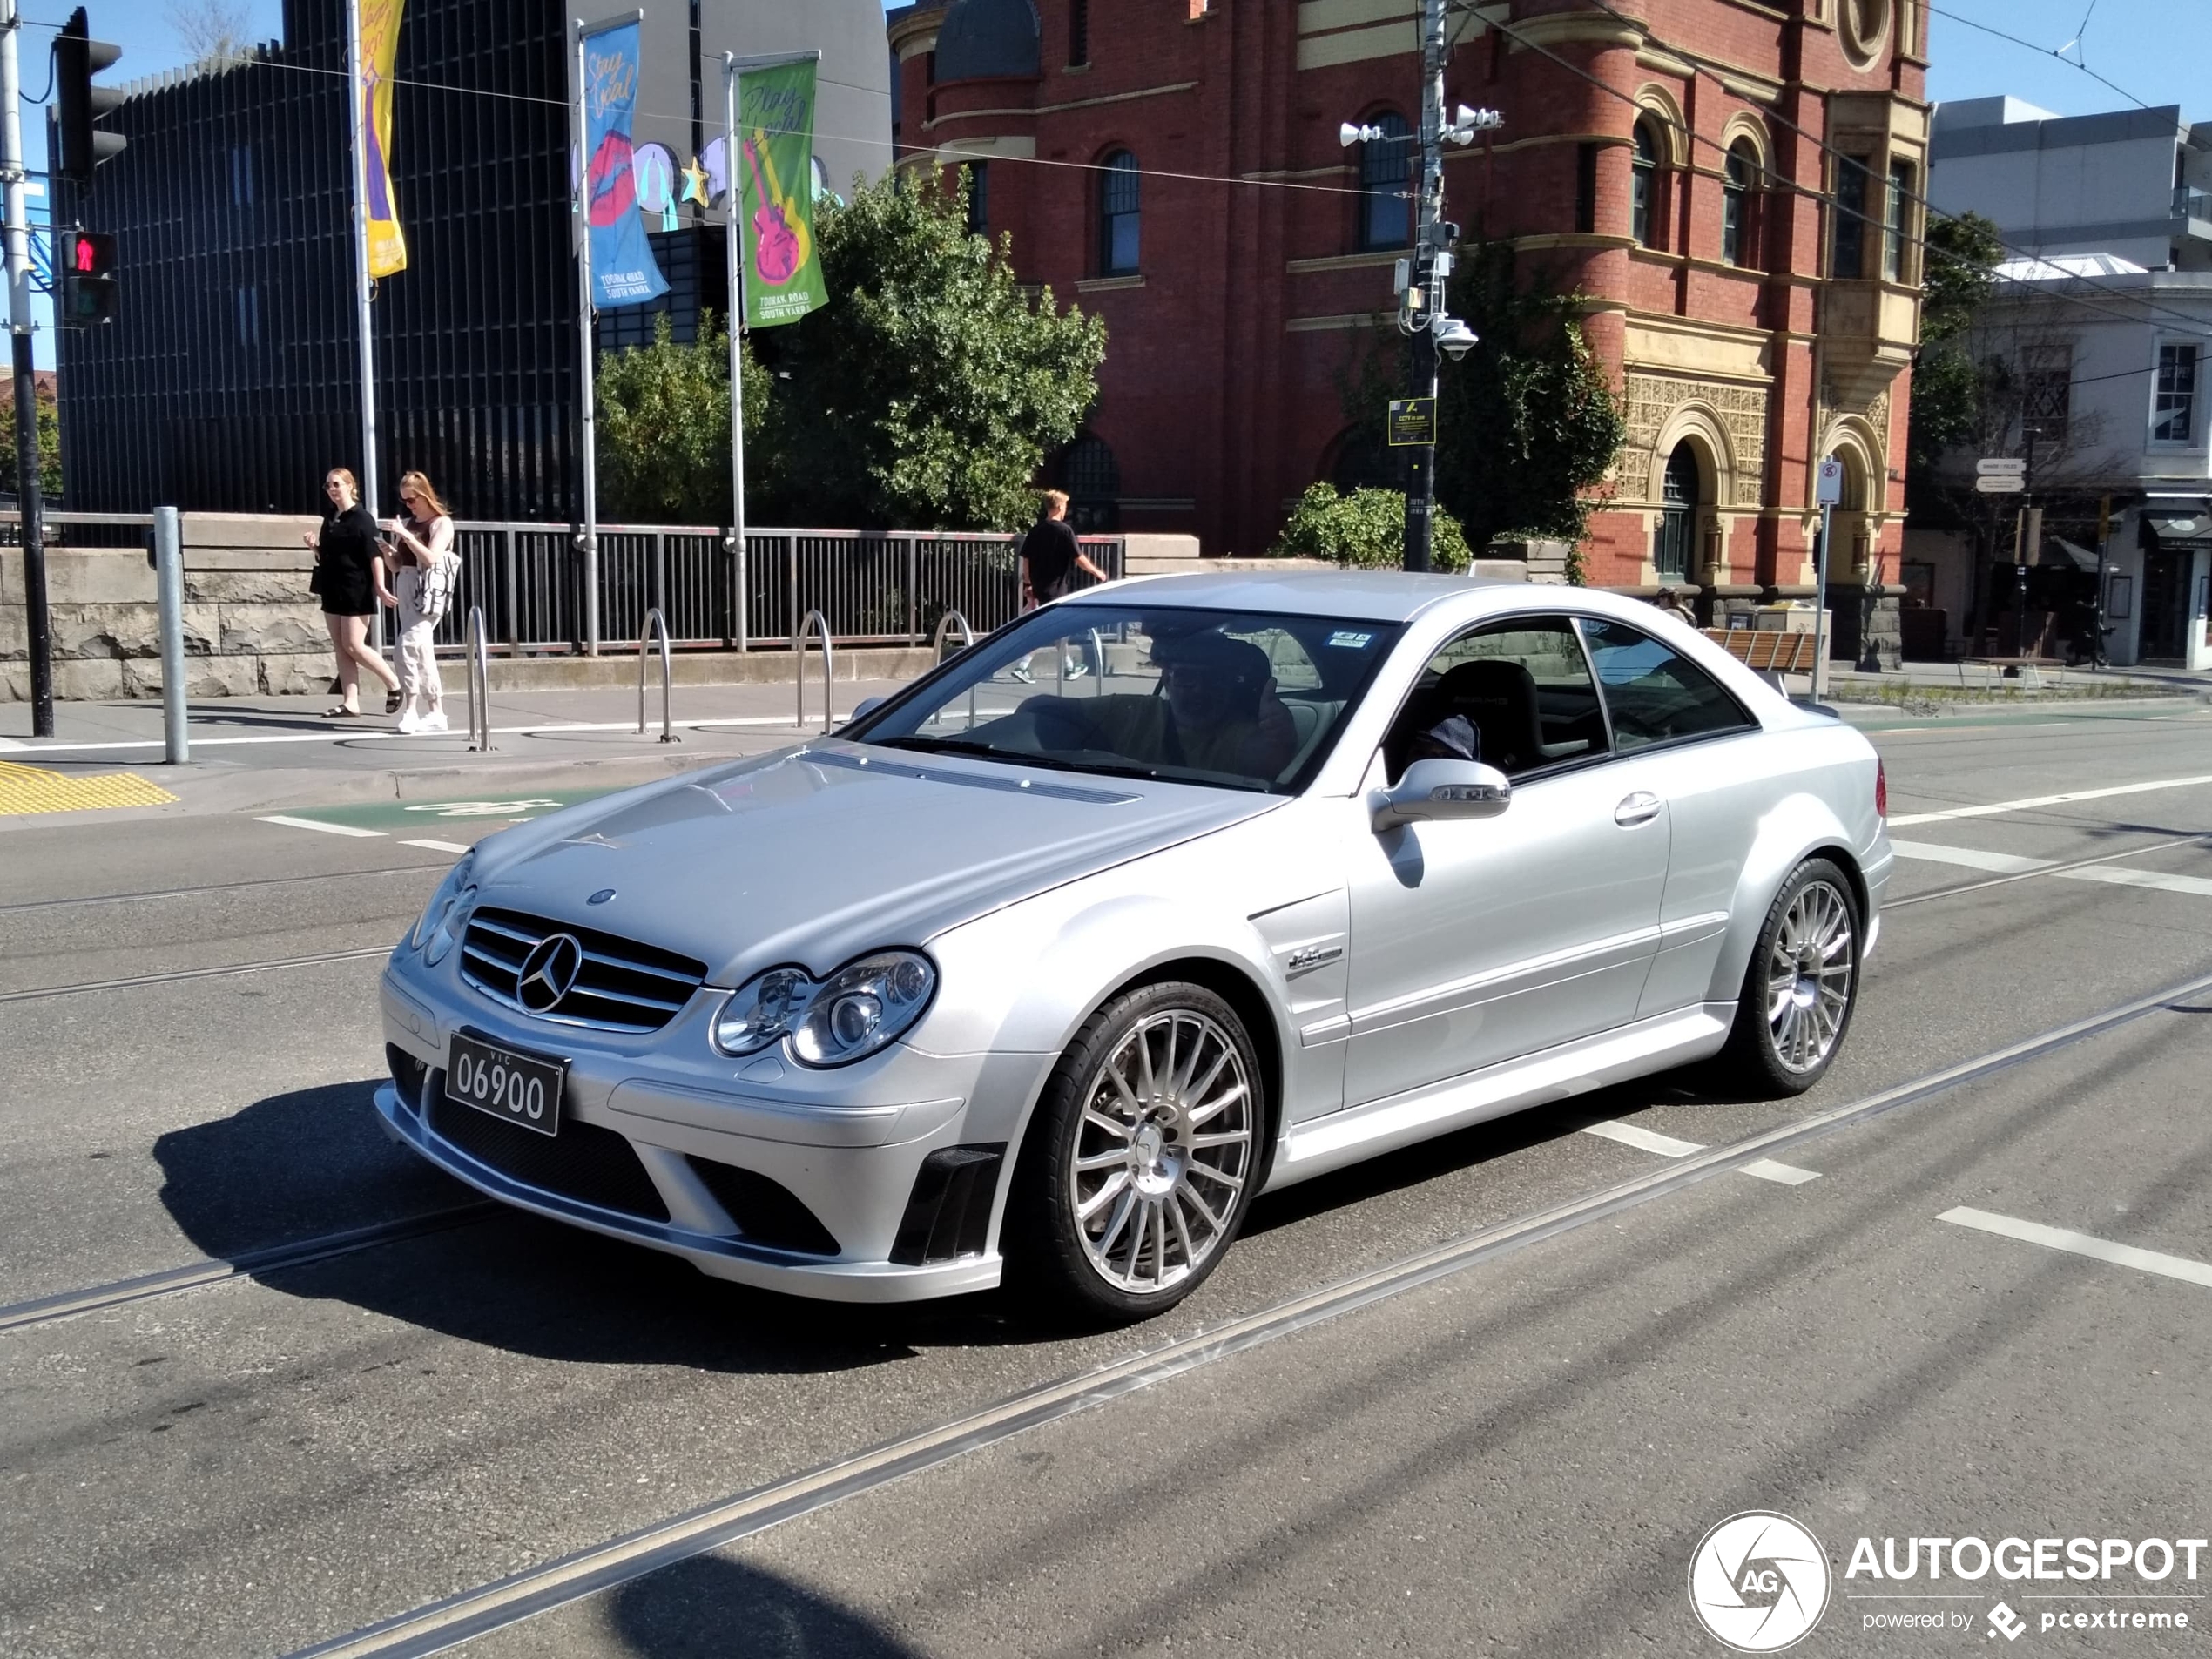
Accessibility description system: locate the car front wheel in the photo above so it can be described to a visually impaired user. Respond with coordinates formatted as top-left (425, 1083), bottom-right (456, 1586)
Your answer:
top-left (1716, 857), bottom-right (1861, 1096)
top-left (1008, 981), bottom-right (1263, 1322)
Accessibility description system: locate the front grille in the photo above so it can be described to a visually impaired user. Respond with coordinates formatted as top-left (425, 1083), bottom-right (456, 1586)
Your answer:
top-left (685, 1156), bottom-right (840, 1257)
top-left (428, 1084), bottom-right (670, 1223)
top-left (460, 906), bottom-right (707, 1033)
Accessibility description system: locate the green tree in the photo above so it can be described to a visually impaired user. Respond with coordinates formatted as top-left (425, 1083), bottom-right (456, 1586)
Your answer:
top-left (1271, 482), bottom-right (1474, 572)
top-left (765, 166), bottom-right (1107, 530)
top-left (1904, 210), bottom-right (2006, 502)
top-left (596, 309), bottom-right (772, 525)
top-left (0, 381), bottom-right (60, 502)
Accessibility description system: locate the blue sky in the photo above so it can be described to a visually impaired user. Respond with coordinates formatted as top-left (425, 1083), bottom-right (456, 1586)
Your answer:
top-left (49, 0), bottom-right (2209, 367)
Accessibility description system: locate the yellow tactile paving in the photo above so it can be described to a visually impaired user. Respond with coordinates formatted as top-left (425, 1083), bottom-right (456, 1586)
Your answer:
top-left (0, 759), bottom-right (179, 816)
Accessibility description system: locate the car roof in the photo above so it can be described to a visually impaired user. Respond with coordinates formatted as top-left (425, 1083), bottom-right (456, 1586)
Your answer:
top-left (1065, 567), bottom-right (1537, 623)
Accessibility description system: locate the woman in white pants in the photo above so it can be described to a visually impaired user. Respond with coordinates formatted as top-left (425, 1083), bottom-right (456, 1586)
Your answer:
top-left (377, 471), bottom-right (457, 733)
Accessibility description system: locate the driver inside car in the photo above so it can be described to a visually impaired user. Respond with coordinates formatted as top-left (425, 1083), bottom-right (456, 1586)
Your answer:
top-left (1021, 627), bottom-right (1300, 781)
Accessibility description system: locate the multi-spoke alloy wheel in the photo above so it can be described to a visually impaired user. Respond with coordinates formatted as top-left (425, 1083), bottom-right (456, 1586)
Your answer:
top-left (1011, 982), bottom-right (1265, 1321)
top-left (1765, 878), bottom-right (1856, 1073)
top-left (1716, 857), bottom-right (1862, 1097)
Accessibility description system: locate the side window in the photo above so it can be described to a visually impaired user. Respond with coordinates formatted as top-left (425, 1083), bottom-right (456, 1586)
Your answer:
top-left (1385, 617), bottom-right (1607, 781)
top-left (1578, 617), bottom-right (1753, 750)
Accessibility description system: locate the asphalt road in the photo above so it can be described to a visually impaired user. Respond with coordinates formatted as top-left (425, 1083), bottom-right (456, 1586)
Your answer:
top-left (3, 700), bottom-right (2210, 1659)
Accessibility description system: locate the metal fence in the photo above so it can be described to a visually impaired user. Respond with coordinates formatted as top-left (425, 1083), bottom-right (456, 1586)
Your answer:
top-left (433, 523), bottom-right (1125, 656)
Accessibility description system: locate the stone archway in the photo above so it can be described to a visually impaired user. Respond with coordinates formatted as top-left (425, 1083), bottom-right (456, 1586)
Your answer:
top-left (1648, 406), bottom-right (1738, 615)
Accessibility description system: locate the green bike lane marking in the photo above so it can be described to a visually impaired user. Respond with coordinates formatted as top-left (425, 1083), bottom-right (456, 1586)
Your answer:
top-left (256, 787), bottom-right (622, 839)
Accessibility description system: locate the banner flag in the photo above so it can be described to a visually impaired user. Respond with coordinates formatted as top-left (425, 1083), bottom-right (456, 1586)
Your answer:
top-left (581, 19), bottom-right (670, 308)
top-left (360, 0), bottom-right (407, 277)
top-left (737, 58), bottom-right (826, 327)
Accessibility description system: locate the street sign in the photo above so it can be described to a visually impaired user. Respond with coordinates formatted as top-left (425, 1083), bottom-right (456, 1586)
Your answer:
top-left (1975, 475), bottom-right (2024, 494)
top-left (1976, 457), bottom-right (2027, 476)
top-left (1386, 397), bottom-right (1436, 447)
top-left (1816, 456), bottom-right (1844, 506)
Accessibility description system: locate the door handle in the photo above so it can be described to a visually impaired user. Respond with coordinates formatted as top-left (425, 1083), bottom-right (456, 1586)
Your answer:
top-left (1614, 791), bottom-right (1662, 826)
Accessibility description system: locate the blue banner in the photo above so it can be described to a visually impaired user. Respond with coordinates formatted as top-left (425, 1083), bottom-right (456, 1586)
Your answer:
top-left (580, 20), bottom-right (668, 307)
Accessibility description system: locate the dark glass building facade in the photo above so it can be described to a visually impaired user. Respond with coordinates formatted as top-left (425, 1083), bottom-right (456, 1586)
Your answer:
top-left (61, 0), bottom-right (888, 521)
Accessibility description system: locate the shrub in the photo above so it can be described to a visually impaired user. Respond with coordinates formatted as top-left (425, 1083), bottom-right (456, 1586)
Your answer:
top-left (1270, 484), bottom-right (1472, 573)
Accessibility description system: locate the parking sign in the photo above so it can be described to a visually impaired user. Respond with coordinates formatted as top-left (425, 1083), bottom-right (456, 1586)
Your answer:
top-left (1816, 457), bottom-right (1844, 506)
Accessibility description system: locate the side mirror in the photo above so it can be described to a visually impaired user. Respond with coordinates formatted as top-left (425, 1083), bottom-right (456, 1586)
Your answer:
top-left (1370, 758), bottom-right (1512, 833)
top-left (848, 696), bottom-right (887, 723)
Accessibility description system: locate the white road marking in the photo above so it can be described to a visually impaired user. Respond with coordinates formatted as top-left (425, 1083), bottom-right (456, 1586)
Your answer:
top-left (401, 839), bottom-right (472, 854)
top-left (1887, 840), bottom-right (2051, 873)
top-left (255, 814), bottom-right (386, 838)
top-left (2062, 865), bottom-right (2212, 899)
top-left (1581, 1121), bottom-right (1703, 1157)
top-left (1939, 1207), bottom-right (2212, 1290)
top-left (1740, 1158), bottom-right (1823, 1186)
top-left (1888, 772), bottom-right (2212, 826)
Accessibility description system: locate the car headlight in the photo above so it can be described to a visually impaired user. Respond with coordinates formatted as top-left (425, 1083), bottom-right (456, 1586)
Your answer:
top-left (411, 851), bottom-right (477, 964)
top-left (712, 949), bottom-right (936, 1067)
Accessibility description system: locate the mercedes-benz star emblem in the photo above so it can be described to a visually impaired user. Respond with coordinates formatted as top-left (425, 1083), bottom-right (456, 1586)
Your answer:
top-left (516, 934), bottom-right (584, 1013)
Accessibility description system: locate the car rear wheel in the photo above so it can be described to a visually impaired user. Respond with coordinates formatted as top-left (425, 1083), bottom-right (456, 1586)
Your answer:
top-left (1716, 857), bottom-right (1861, 1096)
top-left (1008, 981), bottom-right (1263, 1323)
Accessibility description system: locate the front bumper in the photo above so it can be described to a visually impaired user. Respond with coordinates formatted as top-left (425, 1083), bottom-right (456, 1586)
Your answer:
top-left (380, 953), bottom-right (1050, 1304)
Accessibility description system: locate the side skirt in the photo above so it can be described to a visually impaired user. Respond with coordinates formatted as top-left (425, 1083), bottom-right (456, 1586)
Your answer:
top-left (1264, 1003), bottom-right (1735, 1190)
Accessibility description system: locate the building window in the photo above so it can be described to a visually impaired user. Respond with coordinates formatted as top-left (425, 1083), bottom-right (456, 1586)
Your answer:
top-left (964, 161), bottom-right (988, 235)
top-left (1631, 119), bottom-right (1661, 246)
top-left (1058, 433), bottom-right (1120, 531)
top-left (1575, 142), bottom-right (1598, 234)
top-left (2021, 352), bottom-right (2070, 449)
top-left (1884, 158), bottom-right (1913, 281)
top-left (1358, 111), bottom-right (1412, 250)
top-left (1721, 140), bottom-right (1757, 266)
top-left (2153, 342), bottom-right (2198, 444)
top-left (1831, 154), bottom-right (1871, 279)
top-left (1069, 0), bottom-right (1088, 66)
top-left (1098, 150), bottom-right (1140, 275)
top-left (1654, 442), bottom-right (1699, 579)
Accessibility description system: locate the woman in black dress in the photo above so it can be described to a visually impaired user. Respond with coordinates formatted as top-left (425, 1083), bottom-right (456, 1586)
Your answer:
top-left (303, 467), bottom-right (401, 716)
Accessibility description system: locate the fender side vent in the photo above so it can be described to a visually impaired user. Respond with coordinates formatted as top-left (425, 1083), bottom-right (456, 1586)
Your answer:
top-left (890, 1144), bottom-right (1006, 1265)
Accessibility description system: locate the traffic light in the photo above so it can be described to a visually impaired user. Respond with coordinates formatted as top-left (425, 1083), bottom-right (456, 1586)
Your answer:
top-left (60, 229), bottom-right (117, 325)
top-left (56, 8), bottom-right (125, 190)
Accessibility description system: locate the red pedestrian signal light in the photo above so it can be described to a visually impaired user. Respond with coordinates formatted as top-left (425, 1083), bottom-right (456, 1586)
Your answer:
top-left (62, 230), bottom-right (118, 325)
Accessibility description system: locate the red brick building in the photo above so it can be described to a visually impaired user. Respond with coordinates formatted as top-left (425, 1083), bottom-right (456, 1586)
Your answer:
top-left (888, 0), bottom-right (1926, 637)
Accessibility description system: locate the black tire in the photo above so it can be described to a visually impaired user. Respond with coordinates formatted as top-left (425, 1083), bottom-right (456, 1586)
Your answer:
top-left (1713, 857), bottom-right (1862, 1097)
top-left (1006, 981), bottom-right (1265, 1324)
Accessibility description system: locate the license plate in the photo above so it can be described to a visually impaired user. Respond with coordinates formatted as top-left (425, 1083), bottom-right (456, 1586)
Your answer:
top-left (445, 1031), bottom-right (566, 1137)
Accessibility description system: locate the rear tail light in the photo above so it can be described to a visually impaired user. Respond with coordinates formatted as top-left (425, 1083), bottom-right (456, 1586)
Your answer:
top-left (1875, 759), bottom-right (1888, 819)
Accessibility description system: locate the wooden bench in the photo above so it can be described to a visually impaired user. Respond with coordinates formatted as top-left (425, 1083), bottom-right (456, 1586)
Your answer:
top-left (1701, 628), bottom-right (1819, 673)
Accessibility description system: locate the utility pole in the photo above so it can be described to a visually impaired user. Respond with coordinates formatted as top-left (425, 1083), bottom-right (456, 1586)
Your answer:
top-left (2, 0), bottom-right (51, 735)
top-left (1401, 0), bottom-right (1448, 574)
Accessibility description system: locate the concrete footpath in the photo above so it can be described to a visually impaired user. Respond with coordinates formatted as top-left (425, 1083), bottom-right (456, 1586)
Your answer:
top-left (0, 675), bottom-right (907, 827)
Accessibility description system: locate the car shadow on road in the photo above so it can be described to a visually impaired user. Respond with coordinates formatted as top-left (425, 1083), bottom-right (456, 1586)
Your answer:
top-left (601, 1554), bottom-right (922, 1658)
top-left (152, 1079), bottom-right (1042, 1373)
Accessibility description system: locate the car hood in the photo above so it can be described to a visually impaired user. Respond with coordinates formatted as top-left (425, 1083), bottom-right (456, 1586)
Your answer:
top-left (470, 742), bottom-right (1281, 985)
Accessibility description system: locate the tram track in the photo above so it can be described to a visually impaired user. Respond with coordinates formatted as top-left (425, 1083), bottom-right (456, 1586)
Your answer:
top-left (0, 943), bottom-right (397, 1003)
top-left (1886, 833), bottom-right (2212, 909)
top-left (0, 862), bottom-right (449, 914)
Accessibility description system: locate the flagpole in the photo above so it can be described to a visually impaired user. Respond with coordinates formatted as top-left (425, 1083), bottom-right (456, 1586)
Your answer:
top-left (573, 15), bottom-right (600, 656)
top-left (346, 0), bottom-right (384, 657)
top-left (724, 52), bottom-right (745, 612)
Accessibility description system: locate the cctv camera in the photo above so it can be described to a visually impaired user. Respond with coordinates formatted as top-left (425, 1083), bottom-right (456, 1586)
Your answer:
top-left (1434, 316), bottom-right (1479, 360)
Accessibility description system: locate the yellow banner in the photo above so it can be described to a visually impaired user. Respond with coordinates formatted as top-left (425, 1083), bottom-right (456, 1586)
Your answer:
top-left (361, 0), bottom-right (407, 277)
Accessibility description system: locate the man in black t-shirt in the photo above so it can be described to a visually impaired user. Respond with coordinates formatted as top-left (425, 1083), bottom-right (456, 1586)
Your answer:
top-left (1012, 489), bottom-right (1109, 682)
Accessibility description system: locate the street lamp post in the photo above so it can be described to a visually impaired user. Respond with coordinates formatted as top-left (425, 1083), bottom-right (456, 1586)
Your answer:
top-left (1340, 0), bottom-right (1498, 572)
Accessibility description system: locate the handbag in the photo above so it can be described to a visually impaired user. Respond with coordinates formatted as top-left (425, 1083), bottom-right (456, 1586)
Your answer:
top-left (307, 556), bottom-right (326, 598)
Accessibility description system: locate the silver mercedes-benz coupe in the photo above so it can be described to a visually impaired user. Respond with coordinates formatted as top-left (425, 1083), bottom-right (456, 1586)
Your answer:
top-left (376, 570), bottom-right (1889, 1320)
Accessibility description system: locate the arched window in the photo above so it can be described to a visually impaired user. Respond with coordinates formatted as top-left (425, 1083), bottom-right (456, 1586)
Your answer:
top-left (1098, 151), bottom-right (1140, 275)
top-left (1632, 118), bottom-right (1662, 247)
top-left (1330, 428), bottom-right (1396, 492)
top-left (1654, 442), bottom-right (1700, 579)
top-left (1058, 433), bottom-right (1121, 531)
top-left (1359, 111), bottom-right (1412, 250)
top-left (1722, 140), bottom-right (1757, 266)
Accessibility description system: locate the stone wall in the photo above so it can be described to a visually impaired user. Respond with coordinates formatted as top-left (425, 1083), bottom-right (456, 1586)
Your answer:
top-left (1, 515), bottom-right (330, 702)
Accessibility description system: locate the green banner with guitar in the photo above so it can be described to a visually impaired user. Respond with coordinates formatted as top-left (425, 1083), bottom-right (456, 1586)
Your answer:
top-left (737, 59), bottom-right (827, 327)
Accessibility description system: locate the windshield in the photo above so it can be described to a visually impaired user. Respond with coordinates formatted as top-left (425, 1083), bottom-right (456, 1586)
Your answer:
top-left (847, 604), bottom-right (1405, 793)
